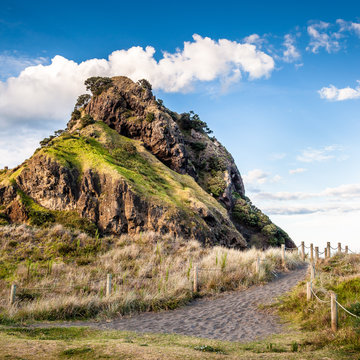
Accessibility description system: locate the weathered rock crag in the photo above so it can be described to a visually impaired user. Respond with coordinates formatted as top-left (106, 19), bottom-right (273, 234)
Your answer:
top-left (0, 76), bottom-right (294, 249)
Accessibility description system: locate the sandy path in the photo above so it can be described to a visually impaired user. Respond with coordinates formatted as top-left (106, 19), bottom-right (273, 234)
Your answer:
top-left (59, 265), bottom-right (307, 342)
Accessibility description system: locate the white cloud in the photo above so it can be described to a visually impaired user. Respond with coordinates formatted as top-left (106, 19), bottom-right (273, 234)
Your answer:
top-left (282, 34), bottom-right (301, 62)
top-left (243, 169), bottom-right (269, 186)
top-left (322, 183), bottom-right (360, 198)
top-left (306, 21), bottom-right (341, 53)
top-left (243, 34), bottom-right (264, 47)
top-left (272, 175), bottom-right (282, 183)
top-left (318, 81), bottom-right (360, 101)
top-left (289, 168), bottom-right (307, 174)
top-left (297, 145), bottom-right (344, 163)
top-left (269, 152), bottom-right (286, 160)
top-left (263, 204), bottom-right (360, 215)
top-left (0, 34), bottom-right (274, 130)
top-left (253, 182), bottom-right (360, 202)
top-left (0, 129), bottom-right (49, 169)
top-left (351, 22), bottom-right (360, 35)
top-left (256, 191), bottom-right (312, 201)
top-left (243, 169), bottom-right (281, 191)
top-left (336, 19), bottom-right (360, 36)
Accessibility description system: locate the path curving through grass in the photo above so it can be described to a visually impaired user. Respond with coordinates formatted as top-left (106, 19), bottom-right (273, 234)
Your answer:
top-left (46, 265), bottom-right (308, 342)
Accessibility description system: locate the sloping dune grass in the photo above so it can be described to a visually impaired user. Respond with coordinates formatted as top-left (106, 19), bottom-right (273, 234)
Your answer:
top-left (277, 253), bottom-right (360, 352)
top-left (0, 225), bottom-right (302, 323)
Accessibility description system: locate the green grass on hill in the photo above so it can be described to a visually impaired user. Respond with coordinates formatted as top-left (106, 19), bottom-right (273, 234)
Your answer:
top-left (1, 121), bottom-right (235, 236)
top-left (42, 122), bottom-right (228, 218)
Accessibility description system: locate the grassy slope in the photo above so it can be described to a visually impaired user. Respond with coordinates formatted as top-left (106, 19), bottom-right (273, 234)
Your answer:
top-left (45, 122), bottom-right (230, 217)
top-left (0, 326), bottom-right (356, 359)
top-left (1, 254), bottom-right (359, 359)
top-left (276, 253), bottom-right (360, 353)
top-left (0, 121), bottom-right (235, 236)
top-left (0, 229), bottom-right (301, 323)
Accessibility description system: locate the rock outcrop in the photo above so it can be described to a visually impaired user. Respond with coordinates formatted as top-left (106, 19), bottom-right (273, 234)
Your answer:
top-left (0, 76), bottom-right (295, 249)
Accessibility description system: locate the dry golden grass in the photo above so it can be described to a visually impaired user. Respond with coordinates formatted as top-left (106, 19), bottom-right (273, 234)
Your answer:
top-left (0, 226), bottom-right (302, 323)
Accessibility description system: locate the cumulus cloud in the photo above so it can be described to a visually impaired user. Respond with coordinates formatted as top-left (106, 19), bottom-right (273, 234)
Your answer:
top-left (282, 34), bottom-right (301, 62)
top-left (0, 34), bottom-right (274, 129)
top-left (318, 81), bottom-right (360, 101)
top-left (289, 168), bottom-right (307, 174)
top-left (297, 145), bottom-right (344, 163)
top-left (306, 21), bottom-right (341, 53)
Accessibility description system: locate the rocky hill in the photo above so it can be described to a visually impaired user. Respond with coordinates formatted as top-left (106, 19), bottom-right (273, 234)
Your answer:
top-left (0, 76), bottom-right (294, 249)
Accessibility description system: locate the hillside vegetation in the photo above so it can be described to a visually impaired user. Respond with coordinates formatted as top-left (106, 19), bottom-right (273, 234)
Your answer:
top-left (277, 252), bottom-right (360, 352)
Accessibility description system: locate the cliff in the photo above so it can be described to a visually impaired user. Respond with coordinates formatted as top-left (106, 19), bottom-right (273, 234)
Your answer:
top-left (0, 76), bottom-right (294, 249)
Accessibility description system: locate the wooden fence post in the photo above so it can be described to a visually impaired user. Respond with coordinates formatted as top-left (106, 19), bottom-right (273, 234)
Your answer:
top-left (255, 257), bottom-right (260, 274)
top-left (9, 284), bottom-right (16, 305)
top-left (345, 246), bottom-right (349, 254)
top-left (327, 242), bottom-right (331, 258)
top-left (310, 263), bottom-right (315, 280)
top-left (310, 243), bottom-right (314, 262)
top-left (301, 241), bottom-right (305, 261)
top-left (106, 274), bottom-right (112, 297)
top-left (306, 281), bottom-right (312, 301)
top-left (331, 292), bottom-right (338, 331)
top-left (281, 244), bottom-right (286, 267)
top-left (315, 246), bottom-right (319, 263)
top-left (338, 242), bottom-right (341, 254)
top-left (325, 247), bottom-right (328, 259)
top-left (193, 265), bottom-right (198, 292)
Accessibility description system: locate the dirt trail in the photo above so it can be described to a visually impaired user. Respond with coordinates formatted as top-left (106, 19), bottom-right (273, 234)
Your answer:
top-left (50, 265), bottom-right (308, 342)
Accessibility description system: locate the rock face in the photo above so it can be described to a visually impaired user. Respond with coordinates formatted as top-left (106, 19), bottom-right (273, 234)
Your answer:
top-left (0, 76), bottom-right (295, 249)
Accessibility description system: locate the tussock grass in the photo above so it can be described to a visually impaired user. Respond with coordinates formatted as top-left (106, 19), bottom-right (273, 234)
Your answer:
top-left (277, 253), bottom-right (360, 351)
top-left (0, 225), bottom-right (302, 323)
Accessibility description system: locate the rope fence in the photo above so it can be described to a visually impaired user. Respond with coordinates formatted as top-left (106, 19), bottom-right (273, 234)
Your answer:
top-left (305, 245), bottom-right (360, 331)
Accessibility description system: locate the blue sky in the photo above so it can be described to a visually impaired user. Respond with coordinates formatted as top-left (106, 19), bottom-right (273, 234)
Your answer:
top-left (1, 0), bottom-right (360, 251)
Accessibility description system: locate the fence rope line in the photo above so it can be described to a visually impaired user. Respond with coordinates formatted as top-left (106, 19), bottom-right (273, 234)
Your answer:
top-left (310, 287), bottom-right (331, 303)
top-left (335, 299), bottom-right (360, 319)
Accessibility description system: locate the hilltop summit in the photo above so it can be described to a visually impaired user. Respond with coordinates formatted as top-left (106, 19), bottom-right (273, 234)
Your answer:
top-left (0, 76), bottom-right (294, 249)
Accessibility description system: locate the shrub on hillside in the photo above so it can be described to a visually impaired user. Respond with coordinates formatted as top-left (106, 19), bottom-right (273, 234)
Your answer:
top-left (146, 112), bottom-right (155, 122)
top-left (84, 77), bottom-right (113, 96)
top-left (137, 79), bottom-right (152, 90)
top-left (75, 94), bottom-right (91, 109)
top-left (178, 111), bottom-right (213, 134)
top-left (80, 114), bottom-right (95, 128)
